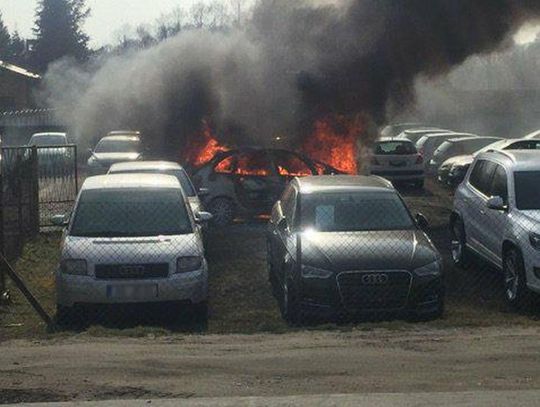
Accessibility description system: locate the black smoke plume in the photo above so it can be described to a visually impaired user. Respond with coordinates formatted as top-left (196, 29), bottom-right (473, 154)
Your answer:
top-left (41, 0), bottom-right (540, 157)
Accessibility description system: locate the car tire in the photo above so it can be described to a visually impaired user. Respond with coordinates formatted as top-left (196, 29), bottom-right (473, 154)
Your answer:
top-left (55, 304), bottom-right (77, 327)
top-left (281, 279), bottom-right (302, 326)
top-left (208, 198), bottom-right (235, 227)
top-left (416, 298), bottom-right (445, 322)
top-left (451, 218), bottom-right (470, 269)
top-left (503, 248), bottom-right (531, 310)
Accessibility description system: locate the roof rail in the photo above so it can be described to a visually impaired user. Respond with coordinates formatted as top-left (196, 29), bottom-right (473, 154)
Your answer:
top-left (482, 149), bottom-right (516, 162)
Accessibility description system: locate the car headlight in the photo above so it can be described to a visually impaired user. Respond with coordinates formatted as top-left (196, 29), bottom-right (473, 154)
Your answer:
top-left (176, 256), bottom-right (203, 274)
top-left (414, 260), bottom-right (442, 277)
top-left (301, 265), bottom-right (334, 279)
top-left (530, 233), bottom-right (540, 250)
top-left (61, 259), bottom-right (88, 276)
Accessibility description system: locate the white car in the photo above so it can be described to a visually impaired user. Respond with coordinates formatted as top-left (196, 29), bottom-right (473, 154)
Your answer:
top-left (87, 134), bottom-right (143, 175)
top-left (108, 161), bottom-right (205, 216)
top-left (524, 130), bottom-right (540, 139)
top-left (416, 132), bottom-right (475, 172)
top-left (451, 150), bottom-right (540, 308)
top-left (396, 128), bottom-right (450, 145)
top-left (53, 174), bottom-right (211, 323)
top-left (370, 138), bottom-right (425, 188)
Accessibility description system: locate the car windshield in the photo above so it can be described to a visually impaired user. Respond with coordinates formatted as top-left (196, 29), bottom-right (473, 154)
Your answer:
top-left (29, 135), bottom-right (67, 146)
top-left (95, 138), bottom-right (140, 153)
top-left (514, 171), bottom-right (540, 210)
top-left (70, 188), bottom-right (192, 237)
top-left (375, 141), bottom-right (417, 155)
top-left (111, 169), bottom-right (196, 196)
top-left (301, 191), bottom-right (415, 232)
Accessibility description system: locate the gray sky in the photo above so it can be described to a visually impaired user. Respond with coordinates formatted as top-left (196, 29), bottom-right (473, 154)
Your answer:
top-left (0, 0), bottom-right (207, 47)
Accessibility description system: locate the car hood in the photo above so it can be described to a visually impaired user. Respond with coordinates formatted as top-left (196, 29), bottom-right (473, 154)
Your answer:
top-left (62, 234), bottom-right (201, 265)
top-left (90, 153), bottom-right (141, 165)
top-left (298, 230), bottom-right (439, 272)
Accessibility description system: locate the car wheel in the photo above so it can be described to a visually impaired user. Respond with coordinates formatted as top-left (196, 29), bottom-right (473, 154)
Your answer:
top-left (281, 279), bottom-right (301, 326)
top-left (451, 218), bottom-right (470, 268)
top-left (503, 248), bottom-right (530, 310)
top-left (55, 304), bottom-right (77, 327)
top-left (208, 198), bottom-right (235, 227)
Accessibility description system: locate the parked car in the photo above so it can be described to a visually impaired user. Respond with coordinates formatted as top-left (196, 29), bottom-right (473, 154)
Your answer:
top-left (53, 174), bottom-right (211, 323)
top-left (191, 148), bottom-right (342, 226)
top-left (370, 138), bottom-right (425, 188)
top-left (396, 128), bottom-right (450, 145)
top-left (108, 161), bottom-right (204, 216)
top-left (267, 175), bottom-right (444, 324)
top-left (439, 138), bottom-right (540, 186)
top-left (451, 150), bottom-right (540, 308)
top-left (28, 132), bottom-right (72, 175)
top-left (380, 123), bottom-right (426, 138)
top-left (87, 134), bottom-right (143, 175)
top-left (416, 132), bottom-right (474, 172)
top-left (428, 136), bottom-right (502, 175)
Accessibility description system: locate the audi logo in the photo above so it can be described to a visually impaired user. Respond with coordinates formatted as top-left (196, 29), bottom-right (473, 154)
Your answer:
top-left (361, 274), bottom-right (389, 285)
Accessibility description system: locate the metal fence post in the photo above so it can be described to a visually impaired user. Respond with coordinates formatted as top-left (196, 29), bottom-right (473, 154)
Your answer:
top-left (30, 146), bottom-right (40, 236)
top-left (0, 145), bottom-right (5, 300)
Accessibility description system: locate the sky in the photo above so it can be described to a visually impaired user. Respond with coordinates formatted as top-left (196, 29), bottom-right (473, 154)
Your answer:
top-left (0, 0), bottom-right (207, 47)
top-left (0, 0), bottom-right (539, 48)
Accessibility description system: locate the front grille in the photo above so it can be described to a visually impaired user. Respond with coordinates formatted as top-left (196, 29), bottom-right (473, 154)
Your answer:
top-left (371, 170), bottom-right (423, 177)
top-left (337, 271), bottom-right (412, 311)
top-left (95, 263), bottom-right (169, 280)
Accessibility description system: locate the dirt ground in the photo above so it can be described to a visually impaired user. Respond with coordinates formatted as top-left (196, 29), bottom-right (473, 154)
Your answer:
top-left (1, 179), bottom-right (540, 403)
top-left (2, 327), bottom-right (540, 404)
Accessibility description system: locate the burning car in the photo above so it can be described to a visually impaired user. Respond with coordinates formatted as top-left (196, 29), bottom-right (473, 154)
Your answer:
top-left (191, 148), bottom-right (343, 226)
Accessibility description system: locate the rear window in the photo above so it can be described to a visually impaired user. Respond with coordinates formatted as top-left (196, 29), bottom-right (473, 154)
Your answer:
top-left (96, 138), bottom-right (140, 153)
top-left (71, 188), bottom-right (192, 237)
top-left (375, 141), bottom-right (417, 155)
top-left (29, 135), bottom-right (67, 146)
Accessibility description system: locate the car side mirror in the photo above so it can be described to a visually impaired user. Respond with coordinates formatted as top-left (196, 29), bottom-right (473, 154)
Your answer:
top-left (51, 214), bottom-right (69, 227)
top-left (198, 187), bottom-right (210, 197)
top-left (416, 213), bottom-right (429, 229)
top-left (486, 196), bottom-right (507, 211)
top-left (195, 211), bottom-right (213, 223)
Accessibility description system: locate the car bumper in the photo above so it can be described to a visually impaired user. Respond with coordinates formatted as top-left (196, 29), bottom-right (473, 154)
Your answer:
top-left (56, 268), bottom-right (208, 307)
top-left (298, 273), bottom-right (443, 317)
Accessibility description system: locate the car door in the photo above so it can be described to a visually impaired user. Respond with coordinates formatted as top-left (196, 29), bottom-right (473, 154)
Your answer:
top-left (274, 187), bottom-right (297, 287)
top-left (465, 159), bottom-right (497, 261)
top-left (483, 164), bottom-right (510, 267)
top-left (232, 150), bottom-right (282, 215)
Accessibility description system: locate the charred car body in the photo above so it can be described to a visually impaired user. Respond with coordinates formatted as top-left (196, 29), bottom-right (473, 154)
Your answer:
top-left (267, 176), bottom-right (444, 324)
top-left (191, 148), bottom-right (342, 226)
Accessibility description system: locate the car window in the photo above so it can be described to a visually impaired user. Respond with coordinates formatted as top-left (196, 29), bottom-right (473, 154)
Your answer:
top-left (515, 171), bottom-right (540, 210)
top-left (375, 141), bottom-right (417, 155)
top-left (71, 188), bottom-right (192, 237)
top-left (235, 151), bottom-right (274, 176)
top-left (469, 160), bottom-right (497, 195)
top-left (301, 191), bottom-right (415, 232)
top-left (274, 152), bottom-right (313, 177)
top-left (490, 164), bottom-right (508, 203)
top-left (282, 188), bottom-right (297, 225)
top-left (29, 135), bottom-right (67, 146)
top-left (507, 140), bottom-right (540, 150)
top-left (433, 141), bottom-right (453, 157)
top-left (214, 155), bottom-right (235, 174)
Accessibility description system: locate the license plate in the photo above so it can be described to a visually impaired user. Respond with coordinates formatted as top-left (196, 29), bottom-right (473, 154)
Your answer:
top-left (390, 161), bottom-right (406, 167)
top-left (107, 284), bottom-right (158, 300)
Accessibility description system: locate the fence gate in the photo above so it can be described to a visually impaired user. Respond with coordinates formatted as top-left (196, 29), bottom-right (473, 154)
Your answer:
top-left (35, 145), bottom-right (78, 227)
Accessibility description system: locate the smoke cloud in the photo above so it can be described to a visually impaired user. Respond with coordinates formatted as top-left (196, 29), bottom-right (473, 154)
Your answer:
top-left (41, 0), bottom-right (540, 156)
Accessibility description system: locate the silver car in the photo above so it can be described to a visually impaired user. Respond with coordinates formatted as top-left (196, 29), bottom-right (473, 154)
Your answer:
top-left (87, 134), bottom-right (143, 175)
top-left (108, 161), bottom-right (204, 216)
top-left (53, 174), bottom-right (211, 324)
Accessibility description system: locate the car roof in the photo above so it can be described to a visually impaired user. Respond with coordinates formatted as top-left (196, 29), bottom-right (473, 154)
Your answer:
top-left (81, 174), bottom-right (180, 191)
top-left (108, 130), bottom-right (141, 136)
top-left (403, 128), bottom-right (447, 134)
top-left (296, 175), bottom-right (394, 194)
top-left (109, 161), bottom-right (183, 172)
top-left (477, 150), bottom-right (540, 171)
top-left (447, 136), bottom-right (501, 143)
top-left (31, 132), bottom-right (67, 137)
top-left (422, 132), bottom-right (475, 139)
top-left (377, 137), bottom-right (414, 143)
top-left (99, 135), bottom-right (140, 142)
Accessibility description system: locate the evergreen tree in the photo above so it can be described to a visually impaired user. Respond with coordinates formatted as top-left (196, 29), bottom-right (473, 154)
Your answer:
top-left (9, 31), bottom-right (27, 65)
top-left (32, 0), bottom-right (90, 71)
top-left (0, 12), bottom-right (11, 60)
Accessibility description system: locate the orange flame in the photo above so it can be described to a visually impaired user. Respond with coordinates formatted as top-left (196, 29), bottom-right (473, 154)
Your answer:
top-left (301, 116), bottom-right (361, 174)
top-left (184, 121), bottom-right (229, 167)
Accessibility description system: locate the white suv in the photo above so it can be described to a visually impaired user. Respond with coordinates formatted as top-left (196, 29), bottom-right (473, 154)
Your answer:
top-left (53, 174), bottom-right (211, 323)
top-left (451, 150), bottom-right (540, 308)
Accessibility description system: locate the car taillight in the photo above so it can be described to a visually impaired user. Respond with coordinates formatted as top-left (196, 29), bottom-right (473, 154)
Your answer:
top-left (416, 154), bottom-right (424, 165)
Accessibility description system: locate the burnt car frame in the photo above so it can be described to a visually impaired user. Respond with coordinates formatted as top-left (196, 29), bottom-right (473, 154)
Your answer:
top-left (266, 175), bottom-right (445, 324)
top-left (191, 148), bottom-right (342, 226)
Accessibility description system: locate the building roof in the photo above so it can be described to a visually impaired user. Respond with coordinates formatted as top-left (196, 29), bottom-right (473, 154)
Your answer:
top-left (296, 175), bottom-right (394, 194)
top-left (0, 60), bottom-right (40, 80)
top-left (82, 174), bottom-right (180, 191)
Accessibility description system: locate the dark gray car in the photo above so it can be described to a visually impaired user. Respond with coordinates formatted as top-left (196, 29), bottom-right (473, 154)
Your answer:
top-left (266, 175), bottom-right (444, 324)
